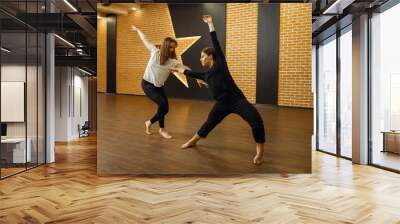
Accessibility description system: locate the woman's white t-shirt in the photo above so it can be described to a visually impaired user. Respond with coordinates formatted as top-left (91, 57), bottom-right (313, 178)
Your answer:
top-left (143, 47), bottom-right (179, 87)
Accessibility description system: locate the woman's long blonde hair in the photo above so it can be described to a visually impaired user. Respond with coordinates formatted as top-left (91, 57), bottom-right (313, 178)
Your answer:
top-left (159, 37), bottom-right (177, 65)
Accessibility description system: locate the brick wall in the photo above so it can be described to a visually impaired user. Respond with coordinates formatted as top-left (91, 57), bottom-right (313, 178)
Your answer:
top-left (226, 3), bottom-right (259, 104)
top-left (97, 17), bottom-right (107, 93)
top-left (97, 3), bottom-right (313, 108)
top-left (278, 3), bottom-right (313, 108)
top-left (98, 3), bottom-right (261, 100)
top-left (116, 4), bottom-right (176, 95)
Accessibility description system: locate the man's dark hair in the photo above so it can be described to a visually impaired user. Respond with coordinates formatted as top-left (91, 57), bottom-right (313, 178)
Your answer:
top-left (202, 47), bottom-right (216, 60)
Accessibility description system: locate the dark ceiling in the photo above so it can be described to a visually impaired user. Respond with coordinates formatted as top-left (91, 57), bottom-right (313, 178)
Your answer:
top-left (0, 0), bottom-right (97, 74)
top-left (311, 0), bottom-right (391, 43)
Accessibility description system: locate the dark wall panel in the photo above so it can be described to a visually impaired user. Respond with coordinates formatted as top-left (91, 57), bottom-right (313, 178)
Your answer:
top-left (256, 4), bottom-right (280, 105)
top-left (106, 15), bottom-right (116, 93)
top-left (165, 3), bottom-right (226, 100)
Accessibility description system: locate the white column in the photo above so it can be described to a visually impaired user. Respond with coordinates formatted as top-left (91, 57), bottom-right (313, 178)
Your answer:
top-left (46, 32), bottom-right (55, 163)
top-left (352, 14), bottom-right (369, 164)
top-left (45, 0), bottom-right (56, 163)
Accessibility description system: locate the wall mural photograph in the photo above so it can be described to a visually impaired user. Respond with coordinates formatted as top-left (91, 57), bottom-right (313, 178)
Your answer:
top-left (97, 3), bottom-right (313, 175)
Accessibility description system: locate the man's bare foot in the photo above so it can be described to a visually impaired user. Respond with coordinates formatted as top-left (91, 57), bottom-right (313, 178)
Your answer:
top-left (253, 143), bottom-right (265, 165)
top-left (145, 120), bottom-right (152, 135)
top-left (159, 128), bottom-right (172, 139)
top-left (181, 139), bottom-right (197, 149)
top-left (181, 134), bottom-right (201, 149)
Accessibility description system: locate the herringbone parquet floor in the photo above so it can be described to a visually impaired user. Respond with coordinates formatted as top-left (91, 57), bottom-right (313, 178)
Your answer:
top-left (1, 135), bottom-right (400, 224)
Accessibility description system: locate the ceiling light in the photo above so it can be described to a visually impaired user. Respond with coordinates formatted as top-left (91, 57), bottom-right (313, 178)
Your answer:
top-left (63, 0), bottom-right (78, 12)
top-left (323, 0), bottom-right (342, 14)
top-left (54, 34), bottom-right (75, 48)
top-left (78, 67), bottom-right (93, 76)
top-left (322, 0), bottom-right (354, 15)
top-left (132, 7), bottom-right (137, 11)
top-left (1, 47), bottom-right (11, 53)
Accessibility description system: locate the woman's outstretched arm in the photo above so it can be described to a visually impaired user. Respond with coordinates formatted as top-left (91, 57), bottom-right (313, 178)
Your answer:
top-left (131, 25), bottom-right (156, 52)
top-left (202, 15), bottom-right (226, 65)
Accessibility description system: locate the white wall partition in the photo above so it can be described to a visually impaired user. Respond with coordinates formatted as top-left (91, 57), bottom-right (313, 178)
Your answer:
top-left (55, 67), bottom-right (89, 141)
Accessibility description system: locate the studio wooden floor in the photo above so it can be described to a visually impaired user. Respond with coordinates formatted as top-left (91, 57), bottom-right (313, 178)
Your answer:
top-left (98, 94), bottom-right (312, 175)
top-left (1, 135), bottom-right (400, 223)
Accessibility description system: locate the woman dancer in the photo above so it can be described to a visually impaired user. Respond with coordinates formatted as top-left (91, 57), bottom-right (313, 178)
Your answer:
top-left (132, 25), bottom-right (189, 139)
top-left (171, 16), bottom-right (266, 165)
